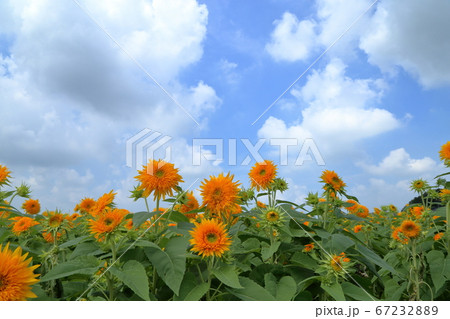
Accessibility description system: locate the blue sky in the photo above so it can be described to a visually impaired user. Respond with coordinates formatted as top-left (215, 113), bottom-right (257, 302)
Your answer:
top-left (0, 0), bottom-right (449, 213)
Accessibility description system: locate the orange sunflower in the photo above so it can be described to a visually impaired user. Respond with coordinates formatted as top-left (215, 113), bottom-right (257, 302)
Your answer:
top-left (22, 199), bottom-right (40, 215)
top-left (88, 208), bottom-right (129, 241)
top-left (189, 219), bottom-right (231, 258)
top-left (44, 211), bottom-right (65, 228)
top-left (135, 159), bottom-right (183, 200)
top-left (0, 243), bottom-right (40, 301)
top-left (75, 197), bottom-right (96, 214)
top-left (320, 170), bottom-right (346, 192)
top-left (9, 217), bottom-right (39, 235)
top-left (249, 160), bottom-right (277, 191)
top-left (392, 227), bottom-right (408, 244)
top-left (330, 252), bottom-right (350, 272)
top-left (439, 141), bottom-right (450, 164)
top-left (0, 165), bottom-right (11, 186)
top-left (355, 205), bottom-right (369, 218)
top-left (90, 191), bottom-right (116, 217)
top-left (345, 199), bottom-right (359, 214)
top-left (200, 173), bottom-right (240, 214)
top-left (177, 191), bottom-right (199, 219)
top-left (411, 206), bottom-right (424, 218)
top-left (400, 220), bottom-right (421, 239)
top-left (303, 243), bottom-right (314, 252)
top-left (353, 225), bottom-right (363, 233)
top-left (42, 231), bottom-right (62, 243)
top-left (434, 232), bottom-right (444, 241)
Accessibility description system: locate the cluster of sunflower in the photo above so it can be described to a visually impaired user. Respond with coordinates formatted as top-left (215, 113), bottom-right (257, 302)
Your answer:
top-left (0, 141), bottom-right (449, 301)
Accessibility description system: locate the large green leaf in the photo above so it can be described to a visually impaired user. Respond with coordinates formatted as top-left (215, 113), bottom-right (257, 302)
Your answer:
top-left (110, 260), bottom-right (150, 301)
top-left (212, 264), bottom-right (243, 289)
top-left (356, 244), bottom-right (399, 276)
top-left (40, 256), bottom-right (100, 282)
top-left (184, 282), bottom-right (210, 301)
top-left (341, 282), bottom-right (377, 301)
top-left (324, 234), bottom-right (355, 253)
top-left (228, 277), bottom-right (276, 301)
top-left (144, 236), bottom-right (189, 295)
top-left (384, 278), bottom-right (406, 301)
top-left (426, 250), bottom-right (449, 292)
top-left (132, 211), bottom-right (158, 228)
top-left (166, 211), bottom-right (189, 223)
top-left (59, 235), bottom-right (90, 249)
top-left (261, 241), bottom-right (280, 261)
top-left (69, 242), bottom-right (103, 260)
top-left (275, 276), bottom-right (297, 301)
top-left (321, 282), bottom-right (345, 301)
top-left (291, 251), bottom-right (318, 270)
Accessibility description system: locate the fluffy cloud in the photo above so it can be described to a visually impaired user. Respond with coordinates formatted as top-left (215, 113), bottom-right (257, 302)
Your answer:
top-left (360, 148), bottom-right (440, 177)
top-left (265, 12), bottom-right (316, 62)
top-left (360, 0), bottom-right (450, 88)
top-left (258, 59), bottom-right (400, 155)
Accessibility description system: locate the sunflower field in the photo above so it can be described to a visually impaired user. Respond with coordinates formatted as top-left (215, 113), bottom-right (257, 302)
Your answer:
top-left (0, 142), bottom-right (449, 301)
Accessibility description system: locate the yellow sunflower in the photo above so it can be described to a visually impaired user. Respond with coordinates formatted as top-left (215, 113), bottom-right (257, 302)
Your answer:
top-left (44, 211), bottom-right (65, 228)
top-left (90, 191), bottom-right (116, 217)
top-left (320, 170), bottom-right (346, 192)
top-left (0, 165), bottom-right (11, 186)
top-left (135, 159), bottom-right (183, 200)
top-left (88, 208), bottom-right (129, 241)
top-left (200, 172), bottom-right (240, 214)
top-left (330, 252), bottom-right (350, 272)
top-left (248, 160), bottom-right (277, 191)
top-left (177, 191), bottom-right (199, 219)
top-left (9, 217), bottom-right (39, 235)
top-left (189, 219), bottom-right (231, 258)
top-left (439, 141), bottom-right (450, 164)
top-left (42, 231), bottom-right (62, 243)
top-left (0, 243), bottom-right (40, 301)
top-left (440, 189), bottom-right (450, 202)
top-left (22, 199), bottom-right (40, 215)
top-left (400, 220), bottom-right (421, 239)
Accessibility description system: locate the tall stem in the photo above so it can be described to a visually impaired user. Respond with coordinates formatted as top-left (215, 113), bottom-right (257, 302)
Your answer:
top-left (411, 240), bottom-right (421, 301)
top-left (446, 201), bottom-right (450, 253)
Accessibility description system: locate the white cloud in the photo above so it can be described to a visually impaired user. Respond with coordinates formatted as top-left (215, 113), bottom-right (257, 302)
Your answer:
top-left (258, 59), bottom-right (400, 155)
top-left (360, 0), bottom-right (450, 88)
top-left (218, 59), bottom-right (240, 85)
top-left (265, 12), bottom-right (317, 62)
top-left (360, 148), bottom-right (440, 177)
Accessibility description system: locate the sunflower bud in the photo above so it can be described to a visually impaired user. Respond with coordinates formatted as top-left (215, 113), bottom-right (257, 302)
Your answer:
top-left (16, 183), bottom-right (31, 198)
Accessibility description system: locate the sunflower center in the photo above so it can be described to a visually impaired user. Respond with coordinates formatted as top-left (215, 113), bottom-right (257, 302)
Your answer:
top-left (206, 232), bottom-right (218, 243)
top-left (267, 211), bottom-right (279, 221)
top-left (0, 274), bottom-right (7, 292)
top-left (104, 218), bottom-right (114, 226)
top-left (259, 169), bottom-right (266, 176)
top-left (155, 169), bottom-right (165, 178)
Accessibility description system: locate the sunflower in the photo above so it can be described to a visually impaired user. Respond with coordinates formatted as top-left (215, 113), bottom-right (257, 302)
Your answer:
top-left (344, 199), bottom-right (359, 214)
top-left (0, 243), bottom-right (40, 301)
top-left (411, 206), bottom-right (424, 218)
top-left (44, 211), bottom-right (65, 228)
top-left (189, 219), bottom-right (231, 258)
top-left (257, 201), bottom-right (267, 208)
top-left (389, 205), bottom-right (397, 212)
top-left (320, 170), bottom-right (346, 193)
top-left (9, 217), bottom-right (39, 235)
top-left (330, 252), bottom-right (350, 272)
top-left (373, 207), bottom-right (381, 216)
top-left (177, 191), bottom-right (199, 219)
top-left (433, 232), bottom-right (444, 241)
top-left (0, 200), bottom-right (10, 219)
top-left (392, 227), bottom-right (408, 244)
top-left (439, 141), bottom-right (450, 165)
top-left (42, 231), bottom-right (62, 243)
top-left (88, 208), bottom-right (129, 241)
top-left (135, 159), bottom-right (183, 200)
top-left (355, 205), bottom-right (369, 218)
top-left (0, 165), bottom-right (11, 186)
top-left (124, 219), bottom-right (134, 230)
top-left (440, 189), bottom-right (450, 203)
top-left (410, 179), bottom-right (428, 193)
top-left (249, 160), bottom-right (277, 191)
top-left (353, 225), bottom-right (363, 233)
top-left (75, 197), bottom-right (96, 214)
top-left (265, 209), bottom-right (280, 223)
top-left (303, 243), bottom-right (314, 252)
top-left (200, 172), bottom-right (240, 214)
top-left (90, 191), bottom-right (116, 217)
top-left (400, 220), bottom-right (421, 239)
top-left (22, 199), bottom-right (40, 215)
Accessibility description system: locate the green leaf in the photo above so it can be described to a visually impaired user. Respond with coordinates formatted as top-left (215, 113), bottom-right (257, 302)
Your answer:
top-left (144, 236), bottom-right (188, 295)
top-left (132, 211), bottom-right (158, 228)
top-left (264, 273), bottom-right (277, 297)
top-left (228, 277), bottom-right (275, 301)
top-left (426, 250), bottom-right (449, 291)
top-left (240, 238), bottom-right (261, 253)
top-left (341, 282), bottom-right (377, 301)
top-left (291, 251), bottom-right (318, 270)
top-left (384, 278), bottom-right (406, 301)
top-left (110, 260), bottom-right (150, 301)
top-left (40, 256), bottom-right (100, 282)
top-left (166, 211), bottom-right (189, 223)
top-left (212, 265), bottom-right (243, 289)
top-left (184, 282), bottom-right (210, 301)
top-left (324, 233), bottom-right (355, 253)
top-left (261, 241), bottom-right (280, 261)
top-left (69, 242), bottom-right (103, 260)
top-left (275, 276), bottom-right (297, 301)
top-left (356, 244), bottom-right (399, 276)
top-left (59, 235), bottom-right (90, 249)
top-left (321, 282), bottom-right (345, 301)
